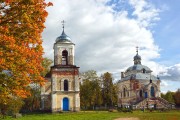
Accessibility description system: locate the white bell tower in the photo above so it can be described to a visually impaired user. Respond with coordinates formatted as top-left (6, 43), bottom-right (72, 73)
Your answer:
top-left (51, 20), bottom-right (80, 112)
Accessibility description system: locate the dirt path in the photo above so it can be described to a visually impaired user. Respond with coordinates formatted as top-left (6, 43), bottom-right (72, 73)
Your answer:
top-left (114, 117), bottom-right (139, 120)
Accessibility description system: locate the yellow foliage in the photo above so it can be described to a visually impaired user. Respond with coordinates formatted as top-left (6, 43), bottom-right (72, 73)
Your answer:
top-left (0, 0), bottom-right (52, 100)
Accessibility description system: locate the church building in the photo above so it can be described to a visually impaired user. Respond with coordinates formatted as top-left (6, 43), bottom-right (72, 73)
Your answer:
top-left (118, 48), bottom-right (173, 109)
top-left (41, 23), bottom-right (80, 112)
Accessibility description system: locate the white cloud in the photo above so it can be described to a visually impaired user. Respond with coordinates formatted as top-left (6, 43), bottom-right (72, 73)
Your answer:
top-left (43, 0), bottom-right (159, 71)
top-left (159, 64), bottom-right (180, 81)
top-left (160, 80), bottom-right (168, 87)
top-left (129, 0), bottom-right (160, 27)
top-left (160, 80), bottom-right (169, 93)
top-left (42, 0), bottom-right (179, 89)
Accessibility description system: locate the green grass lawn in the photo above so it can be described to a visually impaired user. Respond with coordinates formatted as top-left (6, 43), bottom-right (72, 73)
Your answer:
top-left (4, 110), bottom-right (180, 120)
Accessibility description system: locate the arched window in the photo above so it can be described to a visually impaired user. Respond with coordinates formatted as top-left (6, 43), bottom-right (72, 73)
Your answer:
top-left (142, 69), bottom-right (146, 73)
top-left (139, 90), bottom-right (143, 97)
top-left (64, 80), bottom-right (68, 91)
top-left (151, 86), bottom-right (155, 97)
top-left (62, 50), bottom-right (68, 65)
top-left (123, 88), bottom-right (126, 97)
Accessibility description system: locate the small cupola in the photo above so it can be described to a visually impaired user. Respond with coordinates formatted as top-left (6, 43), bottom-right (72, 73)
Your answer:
top-left (53, 20), bottom-right (75, 66)
top-left (134, 46), bottom-right (141, 65)
top-left (55, 20), bottom-right (72, 43)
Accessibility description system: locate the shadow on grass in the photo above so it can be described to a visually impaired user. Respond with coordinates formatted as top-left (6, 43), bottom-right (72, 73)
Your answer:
top-left (20, 110), bottom-right (52, 115)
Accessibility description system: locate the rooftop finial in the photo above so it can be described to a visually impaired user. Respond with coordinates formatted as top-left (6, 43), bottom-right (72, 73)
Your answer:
top-left (136, 46), bottom-right (139, 55)
top-left (61, 20), bottom-right (65, 32)
top-left (134, 46), bottom-right (141, 65)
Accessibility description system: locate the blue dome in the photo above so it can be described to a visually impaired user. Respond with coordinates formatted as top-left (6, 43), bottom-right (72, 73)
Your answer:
top-left (126, 64), bottom-right (152, 73)
top-left (56, 30), bottom-right (72, 43)
top-left (134, 54), bottom-right (141, 60)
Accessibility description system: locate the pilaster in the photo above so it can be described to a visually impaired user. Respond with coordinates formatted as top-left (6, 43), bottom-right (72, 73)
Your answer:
top-left (61, 80), bottom-right (64, 91)
top-left (75, 76), bottom-right (79, 91)
top-left (51, 93), bottom-right (57, 112)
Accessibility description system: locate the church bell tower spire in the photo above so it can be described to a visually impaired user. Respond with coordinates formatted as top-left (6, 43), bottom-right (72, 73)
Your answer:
top-left (54, 20), bottom-right (75, 66)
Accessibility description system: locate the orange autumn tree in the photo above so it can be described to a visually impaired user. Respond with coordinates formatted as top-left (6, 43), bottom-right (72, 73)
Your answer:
top-left (0, 0), bottom-right (52, 113)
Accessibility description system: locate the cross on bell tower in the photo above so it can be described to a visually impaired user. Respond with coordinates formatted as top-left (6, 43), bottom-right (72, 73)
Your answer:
top-left (61, 20), bottom-right (65, 31)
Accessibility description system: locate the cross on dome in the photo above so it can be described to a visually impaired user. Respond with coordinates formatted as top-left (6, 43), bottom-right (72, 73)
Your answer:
top-left (55, 20), bottom-right (73, 43)
top-left (136, 46), bottom-right (139, 55)
top-left (61, 20), bottom-right (65, 31)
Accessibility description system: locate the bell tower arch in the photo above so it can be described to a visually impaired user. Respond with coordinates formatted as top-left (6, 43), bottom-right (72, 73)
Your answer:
top-left (62, 50), bottom-right (68, 65)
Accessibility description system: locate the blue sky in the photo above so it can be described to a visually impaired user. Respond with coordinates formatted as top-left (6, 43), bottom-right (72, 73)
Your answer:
top-left (109, 0), bottom-right (180, 65)
top-left (109, 0), bottom-right (180, 93)
top-left (43, 0), bottom-right (180, 93)
top-left (142, 0), bottom-right (180, 92)
top-left (153, 0), bottom-right (180, 65)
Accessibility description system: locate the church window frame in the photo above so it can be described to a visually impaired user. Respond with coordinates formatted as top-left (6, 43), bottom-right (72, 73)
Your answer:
top-left (123, 88), bottom-right (126, 97)
top-left (64, 79), bottom-right (68, 91)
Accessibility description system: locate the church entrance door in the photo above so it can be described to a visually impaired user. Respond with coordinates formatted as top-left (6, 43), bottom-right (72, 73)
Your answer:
top-left (151, 86), bottom-right (155, 97)
top-left (145, 92), bottom-right (148, 98)
top-left (63, 97), bottom-right (69, 111)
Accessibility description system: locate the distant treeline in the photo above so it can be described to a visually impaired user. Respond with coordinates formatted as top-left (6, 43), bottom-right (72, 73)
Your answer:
top-left (80, 70), bottom-right (118, 110)
top-left (161, 89), bottom-right (180, 107)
